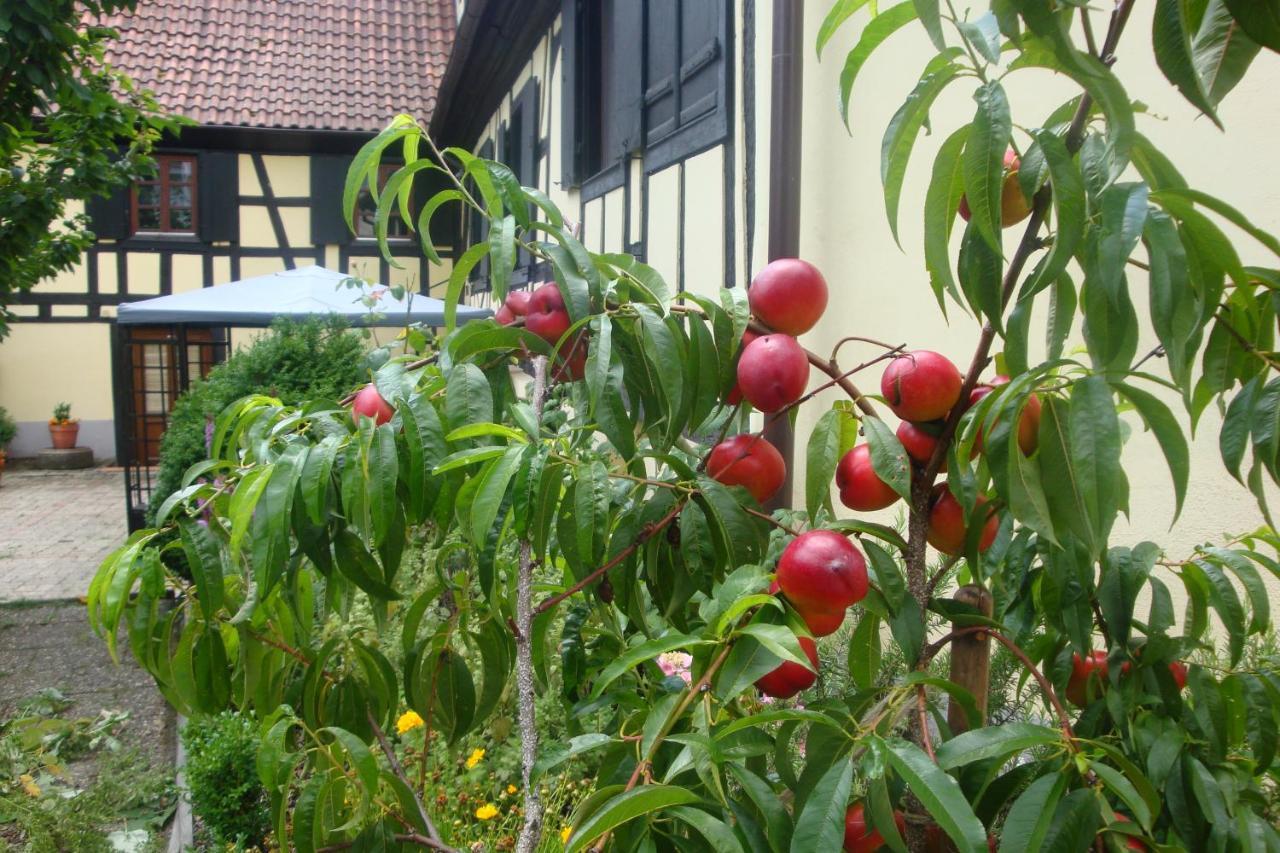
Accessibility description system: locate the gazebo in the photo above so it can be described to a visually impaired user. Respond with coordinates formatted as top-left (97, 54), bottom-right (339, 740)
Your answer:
top-left (111, 265), bottom-right (491, 530)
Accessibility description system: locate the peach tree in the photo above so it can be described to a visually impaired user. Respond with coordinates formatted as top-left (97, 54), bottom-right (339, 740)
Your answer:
top-left (90, 1), bottom-right (1280, 851)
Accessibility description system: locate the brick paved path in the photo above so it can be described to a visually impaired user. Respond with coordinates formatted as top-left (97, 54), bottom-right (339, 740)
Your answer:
top-left (0, 468), bottom-right (127, 602)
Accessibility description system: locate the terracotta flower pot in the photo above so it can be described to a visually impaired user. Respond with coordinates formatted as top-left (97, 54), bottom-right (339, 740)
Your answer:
top-left (49, 422), bottom-right (79, 450)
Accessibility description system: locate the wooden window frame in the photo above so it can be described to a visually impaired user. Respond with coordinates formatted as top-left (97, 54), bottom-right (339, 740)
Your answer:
top-left (354, 163), bottom-right (412, 241)
top-left (131, 154), bottom-right (198, 234)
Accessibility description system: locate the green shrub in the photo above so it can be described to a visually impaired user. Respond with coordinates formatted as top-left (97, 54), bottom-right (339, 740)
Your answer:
top-left (0, 406), bottom-right (15, 450)
top-left (180, 712), bottom-right (267, 848)
top-left (147, 316), bottom-right (368, 523)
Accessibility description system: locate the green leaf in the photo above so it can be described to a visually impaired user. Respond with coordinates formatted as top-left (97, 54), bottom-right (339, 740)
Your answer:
top-left (445, 363), bottom-right (494, 430)
top-left (838, 3), bottom-right (920, 126)
top-left (487, 215), bottom-right (517, 302)
top-left (1223, 0), bottom-right (1280, 51)
top-left (443, 242), bottom-right (490, 332)
top-left (671, 807), bottom-right (745, 853)
top-left (322, 726), bottom-right (380, 796)
top-left (532, 733), bottom-right (613, 782)
top-left (1193, 0), bottom-right (1263, 104)
top-left (470, 446), bottom-right (522, 546)
top-left (1143, 210), bottom-right (1203, 388)
top-left (863, 417), bottom-right (911, 501)
top-left (228, 465), bottom-right (273, 560)
top-left (1152, 186), bottom-right (1280, 260)
top-left (333, 528), bottom-right (401, 600)
top-left (882, 737), bottom-right (988, 853)
top-left (726, 764), bottom-right (791, 852)
top-left (737, 623), bottom-right (814, 670)
top-left (1115, 382), bottom-right (1190, 521)
top-left (881, 52), bottom-right (963, 245)
top-left (914, 0), bottom-right (947, 51)
top-left (937, 724), bottom-right (1063, 772)
top-left (963, 82), bottom-right (1012, 253)
top-left (343, 118), bottom-right (415, 234)
top-left (1018, 129), bottom-right (1084, 299)
top-left (179, 518), bottom-right (225, 621)
top-left (591, 634), bottom-right (708, 698)
top-left (1069, 376), bottom-right (1124, 555)
top-left (1153, 0), bottom-right (1223, 127)
top-left (416, 189), bottom-right (464, 264)
top-left (567, 786), bottom-right (704, 853)
top-left (848, 613), bottom-right (881, 689)
top-left (806, 409), bottom-right (843, 519)
top-left (816, 0), bottom-right (872, 57)
top-left (923, 125), bottom-right (971, 312)
top-left (586, 315), bottom-right (613, 417)
top-left (957, 12), bottom-right (1001, 63)
top-left (998, 771), bottom-right (1066, 853)
top-left (790, 754), bottom-right (852, 853)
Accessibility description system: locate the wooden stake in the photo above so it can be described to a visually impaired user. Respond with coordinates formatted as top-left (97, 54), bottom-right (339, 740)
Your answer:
top-left (947, 584), bottom-right (993, 735)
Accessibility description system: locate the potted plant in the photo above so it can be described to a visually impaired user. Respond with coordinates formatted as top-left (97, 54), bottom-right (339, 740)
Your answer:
top-left (48, 402), bottom-right (78, 449)
top-left (0, 406), bottom-right (15, 480)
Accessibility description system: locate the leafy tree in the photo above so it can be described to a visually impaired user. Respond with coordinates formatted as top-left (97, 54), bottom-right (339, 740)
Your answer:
top-left (90, 2), bottom-right (1280, 852)
top-left (0, 0), bottom-right (182, 338)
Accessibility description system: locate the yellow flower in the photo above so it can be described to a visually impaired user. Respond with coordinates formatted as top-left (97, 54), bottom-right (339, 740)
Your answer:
top-left (19, 774), bottom-right (40, 798)
top-left (507, 784), bottom-right (518, 794)
top-left (475, 803), bottom-right (499, 820)
top-left (396, 711), bottom-right (424, 734)
top-left (561, 826), bottom-right (573, 844)
top-left (465, 747), bottom-right (485, 769)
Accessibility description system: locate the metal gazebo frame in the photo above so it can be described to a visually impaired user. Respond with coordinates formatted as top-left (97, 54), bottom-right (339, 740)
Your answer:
top-left (110, 266), bottom-right (492, 531)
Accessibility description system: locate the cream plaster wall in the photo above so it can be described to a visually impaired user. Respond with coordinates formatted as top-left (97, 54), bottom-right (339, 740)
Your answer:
top-left (793, 2), bottom-right (1280, 614)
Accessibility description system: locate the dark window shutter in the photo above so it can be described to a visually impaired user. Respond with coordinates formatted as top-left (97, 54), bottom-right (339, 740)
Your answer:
top-left (644, 0), bottom-right (679, 147)
top-left (85, 182), bottom-right (130, 240)
top-left (603, 0), bottom-right (643, 161)
top-left (197, 151), bottom-right (239, 242)
top-left (560, 0), bottom-right (582, 186)
top-left (310, 154), bottom-right (353, 245)
top-left (678, 0), bottom-right (722, 127)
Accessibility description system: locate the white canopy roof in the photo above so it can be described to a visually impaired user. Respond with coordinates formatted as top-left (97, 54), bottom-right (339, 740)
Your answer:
top-left (115, 265), bottom-right (491, 327)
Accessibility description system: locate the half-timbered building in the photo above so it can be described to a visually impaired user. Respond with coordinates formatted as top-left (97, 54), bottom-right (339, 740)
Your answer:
top-left (0, 0), bottom-right (455, 460)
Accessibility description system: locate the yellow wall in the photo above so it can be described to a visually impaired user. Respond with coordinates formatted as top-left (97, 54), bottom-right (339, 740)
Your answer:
top-left (0, 324), bottom-right (115, 420)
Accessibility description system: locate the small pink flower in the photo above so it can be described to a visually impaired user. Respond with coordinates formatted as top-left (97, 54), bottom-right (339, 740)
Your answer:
top-left (656, 652), bottom-right (693, 684)
top-left (758, 694), bottom-right (775, 706)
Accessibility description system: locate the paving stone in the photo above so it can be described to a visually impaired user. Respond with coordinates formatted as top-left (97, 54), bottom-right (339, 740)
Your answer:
top-left (0, 468), bottom-right (128, 603)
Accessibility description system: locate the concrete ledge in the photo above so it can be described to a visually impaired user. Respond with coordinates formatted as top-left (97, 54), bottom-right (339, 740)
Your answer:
top-left (9, 419), bottom-right (116, 460)
top-left (35, 447), bottom-right (95, 469)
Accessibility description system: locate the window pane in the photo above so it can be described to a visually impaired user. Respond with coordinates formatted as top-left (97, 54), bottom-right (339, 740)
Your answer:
top-left (168, 159), bottom-right (193, 182)
top-left (355, 189), bottom-right (376, 237)
top-left (169, 185), bottom-right (191, 209)
top-left (137, 184), bottom-right (161, 207)
top-left (137, 207), bottom-right (161, 229)
top-left (170, 208), bottom-right (193, 230)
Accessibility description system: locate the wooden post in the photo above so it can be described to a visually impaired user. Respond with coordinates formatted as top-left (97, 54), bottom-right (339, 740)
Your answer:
top-left (947, 584), bottom-right (994, 735)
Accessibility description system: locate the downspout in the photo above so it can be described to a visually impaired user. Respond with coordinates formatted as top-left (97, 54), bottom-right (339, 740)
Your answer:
top-left (762, 0), bottom-right (804, 510)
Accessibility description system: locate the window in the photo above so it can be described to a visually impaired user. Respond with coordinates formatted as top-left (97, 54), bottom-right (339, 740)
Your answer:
top-left (132, 154), bottom-right (197, 233)
top-left (355, 164), bottom-right (411, 240)
top-left (561, 0), bottom-right (727, 190)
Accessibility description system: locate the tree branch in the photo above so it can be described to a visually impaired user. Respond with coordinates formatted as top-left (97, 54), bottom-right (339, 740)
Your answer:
top-left (367, 709), bottom-right (450, 849)
top-left (515, 355), bottom-right (550, 853)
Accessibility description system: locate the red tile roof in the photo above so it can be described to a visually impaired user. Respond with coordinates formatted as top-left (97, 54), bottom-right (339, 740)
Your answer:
top-left (93, 0), bottom-right (456, 133)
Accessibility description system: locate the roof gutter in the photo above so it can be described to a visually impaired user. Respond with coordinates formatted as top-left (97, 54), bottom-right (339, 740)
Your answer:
top-left (763, 0), bottom-right (805, 510)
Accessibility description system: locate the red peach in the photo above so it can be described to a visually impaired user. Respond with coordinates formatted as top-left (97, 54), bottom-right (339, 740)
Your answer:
top-left (748, 258), bottom-right (829, 336)
top-left (835, 444), bottom-right (900, 512)
top-left (881, 351), bottom-right (963, 423)
top-left (351, 383), bottom-right (394, 425)
top-left (736, 334), bottom-right (810, 413)
top-left (706, 434), bottom-right (787, 504)
top-left (755, 634), bottom-right (818, 699)
top-left (776, 530), bottom-right (869, 615)
top-left (926, 484), bottom-right (998, 556)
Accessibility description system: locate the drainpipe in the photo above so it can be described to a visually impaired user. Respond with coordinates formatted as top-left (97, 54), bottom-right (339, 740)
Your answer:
top-left (762, 0), bottom-right (804, 510)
